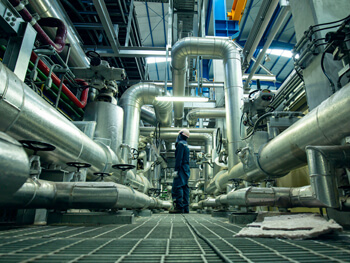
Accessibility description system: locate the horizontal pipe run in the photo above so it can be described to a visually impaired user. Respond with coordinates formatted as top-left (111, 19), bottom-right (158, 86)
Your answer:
top-left (0, 61), bottom-right (151, 193)
top-left (0, 179), bottom-right (171, 210)
top-left (186, 108), bottom-right (226, 127)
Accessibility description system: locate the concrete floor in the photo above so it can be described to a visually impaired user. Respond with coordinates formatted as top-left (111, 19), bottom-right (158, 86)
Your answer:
top-left (0, 213), bottom-right (349, 262)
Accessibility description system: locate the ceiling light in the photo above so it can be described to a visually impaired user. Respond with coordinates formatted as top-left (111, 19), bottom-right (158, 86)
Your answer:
top-left (146, 57), bottom-right (171, 64)
top-left (155, 96), bottom-right (209, 102)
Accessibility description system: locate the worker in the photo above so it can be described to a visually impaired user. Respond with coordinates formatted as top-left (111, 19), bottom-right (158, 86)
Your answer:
top-left (170, 128), bottom-right (190, 213)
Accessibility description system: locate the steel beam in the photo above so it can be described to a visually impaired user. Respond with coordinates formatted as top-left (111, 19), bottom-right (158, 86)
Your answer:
top-left (125, 0), bottom-right (134, 47)
top-left (92, 0), bottom-right (120, 55)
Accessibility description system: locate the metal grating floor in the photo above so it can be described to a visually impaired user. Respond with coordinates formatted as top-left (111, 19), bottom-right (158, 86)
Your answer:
top-left (0, 213), bottom-right (349, 262)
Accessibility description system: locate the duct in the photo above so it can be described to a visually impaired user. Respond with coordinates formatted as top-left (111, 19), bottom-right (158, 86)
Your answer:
top-left (171, 37), bottom-right (243, 169)
top-left (28, 0), bottom-right (89, 67)
top-left (0, 178), bottom-right (171, 210)
top-left (241, 0), bottom-right (279, 70)
top-left (141, 106), bottom-right (158, 126)
top-left (119, 83), bottom-right (172, 163)
top-left (243, 6), bottom-right (290, 90)
top-left (186, 108), bottom-right (226, 127)
top-left (159, 132), bottom-right (213, 183)
top-left (0, 132), bottom-right (29, 198)
top-left (210, 82), bottom-right (350, 192)
top-left (0, 61), bottom-right (151, 193)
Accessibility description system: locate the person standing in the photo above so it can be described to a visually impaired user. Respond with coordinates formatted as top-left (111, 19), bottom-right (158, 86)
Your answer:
top-left (170, 128), bottom-right (190, 213)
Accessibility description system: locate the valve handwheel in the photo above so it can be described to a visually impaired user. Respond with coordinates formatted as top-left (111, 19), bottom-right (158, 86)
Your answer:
top-left (93, 172), bottom-right (111, 181)
top-left (112, 164), bottom-right (135, 172)
top-left (66, 162), bottom-right (92, 172)
top-left (20, 140), bottom-right (56, 155)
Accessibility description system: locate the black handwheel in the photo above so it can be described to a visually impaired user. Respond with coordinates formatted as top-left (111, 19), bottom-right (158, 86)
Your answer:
top-left (86, 50), bottom-right (100, 59)
top-left (66, 162), bottom-right (92, 171)
top-left (20, 140), bottom-right (56, 155)
top-left (112, 164), bottom-right (135, 172)
top-left (93, 172), bottom-right (111, 181)
top-left (215, 128), bottom-right (222, 154)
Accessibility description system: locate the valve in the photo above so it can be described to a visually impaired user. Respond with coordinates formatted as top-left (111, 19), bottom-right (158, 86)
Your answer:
top-left (93, 172), bottom-right (111, 182)
top-left (66, 162), bottom-right (91, 182)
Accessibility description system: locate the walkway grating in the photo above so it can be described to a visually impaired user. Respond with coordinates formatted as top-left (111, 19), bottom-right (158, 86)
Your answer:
top-left (0, 213), bottom-right (348, 262)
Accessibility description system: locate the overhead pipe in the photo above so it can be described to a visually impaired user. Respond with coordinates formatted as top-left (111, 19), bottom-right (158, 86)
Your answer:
top-left (0, 61), bottom-right (150, 193)
top-left (208, 82), bottom-right (350, 192)
top-left (186, 108), bottom-right (226, 127)
top-left (141, 106), bottom-right (158, 126)
top-left (159, 132), bottom-right (213, 184)
top-left (119, 83), bottom-right (172, 162)
top-left (241, 0), bottom-right (279, 70)
top-left (171, 37), bottom-right (243, 169)
top-left (243, 6), bottom-right (290, 90)
top-left (28, 0), bottom-right (89, 67)
top-left (9, 0), bottom-right (67, 53)
top-left (140, 127), bottom-right (217, 134)
top-left (1, 178), bottom-right (171, 210)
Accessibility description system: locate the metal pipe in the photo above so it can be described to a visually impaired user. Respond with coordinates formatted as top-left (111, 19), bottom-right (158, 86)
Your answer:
top-left (241, 0), bottom-right (279, 70)
top-left (171, 37), bottom-right (243, 169)
top-left (215, 186), bottom-right (326, 208)
top-left (159, 132), bottom-right (213, 183)
top-left (140, 106), bottom-right (158, 126)
top-left (9, 0), bottom-right (67, 53)
top-left (0, 132), bottom-right (29, 198)
top-left (28, 0), bottom-right (90, 67)
top-left (186, 108), bottom-right (226, 127)
top-left (140, 127), bottom-right (216, 134)
top-left (211, 82), bottom-right (350, 191)
top-left (0, 61), bottom-right (150, 193)
top-left (0, 178), bottom-right (171, 210)
top-left (119, 83), bottom-right (172, 162)
top-left (243, 7), bottom-right (290, 89)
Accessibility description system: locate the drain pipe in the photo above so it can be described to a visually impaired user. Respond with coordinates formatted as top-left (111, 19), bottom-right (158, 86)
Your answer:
top-left (159, 132), bottom-right (213, 184)
top-left (119, 83), bottom-right (172, 163)
top-left (243, 6), bottom-right (290, 90)
top-left (209, 81), bottom-right (350, 192)
top-left (0, 61), bottom-right (151, 193)
top-left (172, 37), bottom-right (243, 169)
top-left (0, 178), bottom-right (171, 210)
top-left (186, 108), bottom-right (226, 127)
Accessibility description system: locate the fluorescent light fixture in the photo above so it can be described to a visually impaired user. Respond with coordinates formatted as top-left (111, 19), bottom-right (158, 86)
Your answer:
top-left (242, 74), bottom-right (276, 82)
top-left (263, 49), bottom-right (294, 58)
top-left (155, 96), bottom-right (209, 102)
top-left (146, 57), bottom-right (171, 64)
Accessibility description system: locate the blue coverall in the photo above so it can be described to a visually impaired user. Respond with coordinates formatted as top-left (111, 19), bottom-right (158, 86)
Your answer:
top-left (172, 135), bottom-right (190, 213)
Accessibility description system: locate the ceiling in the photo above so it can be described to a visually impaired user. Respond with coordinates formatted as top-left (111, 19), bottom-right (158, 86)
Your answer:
top-left (60, 0), bottom-right (297, 93)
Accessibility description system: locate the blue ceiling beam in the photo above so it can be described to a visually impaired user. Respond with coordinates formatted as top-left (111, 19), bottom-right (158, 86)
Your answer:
top-left (145, 2), bottom-right (159, 80)
top-left (276, 57), bottom-right (292, 78)
top-left (276, 14), bottom-right (292, 41)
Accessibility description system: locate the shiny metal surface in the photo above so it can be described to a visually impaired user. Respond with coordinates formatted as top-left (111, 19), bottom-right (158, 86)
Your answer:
top-left (209, 82), bottom-right (350, 189)
top-left (119, 83), bottom-right (172, 162)
top-left (0, 61), bottom-right (151, 192)
top-left (83, 101), bottom-right (124, 155)
top-left (0, 178), bottom-right (169, 210)
top-left (172, 38), bottom-right (243, 170)
top-left (140, 127), bottom-right (216, 135)
top-left (0, 132), bottom-right (29, 197)
top-left (28, 0), bottom-right (89, 67)
top-left (141, 105), bottom-right (158, 126)
top-left (186, 108), bottom-right (226, 127)
top-left (215, 185), bottom-right (325, 208)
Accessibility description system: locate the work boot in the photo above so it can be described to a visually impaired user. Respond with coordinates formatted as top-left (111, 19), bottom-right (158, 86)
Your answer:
top-left (169, 208), bottom-right (183, 214)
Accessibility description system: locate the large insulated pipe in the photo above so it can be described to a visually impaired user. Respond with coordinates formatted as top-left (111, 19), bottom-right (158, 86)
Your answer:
top-left (119, 83), bottom-right (172, 162)
top-left (141, 106), bottom-right (158, 126)
top-left (28, 0), bottom-right (89, 67)
top-left (0, 132), bottom-right (29, 198)
top-left (186, 108), bottom-right (226, 127)
top-left (159, 132), bottom-right (213, 182)
top-left (0, 61), bottom-right (151, 193)
top-left (171, 37), bottom-right (243, 169)
top-left (211, 186), bottom-right (326, 208)
top-left (210, 82), bottom-right (350, 191)
top-left (0, 179), bottom-right (171, 210)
